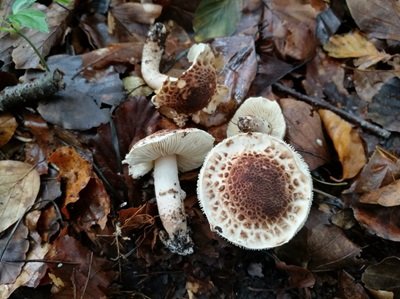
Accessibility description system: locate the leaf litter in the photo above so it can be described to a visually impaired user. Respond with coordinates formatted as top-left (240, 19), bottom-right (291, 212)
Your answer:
top-left (2, 0), bottom-right (400, 298)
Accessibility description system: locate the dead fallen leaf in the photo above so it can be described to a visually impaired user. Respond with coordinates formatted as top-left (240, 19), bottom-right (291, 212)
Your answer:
top-left (0, 238), bottom-right (50, 298)
top-left (276, 261), bottom-right (316, 289)
top-left (367, 77), bottom-right (400, 133)
top-left (303, 49), bottom-right (347, 99)
top-left (109, 2), bottom-right (162, 26)
top-left (353, 70), bottom-right (400, 103)
top-left (281, 98), bottom-right (331, 170)
top-left (362, 257), bottom-right (400, 292)
top-left (323, 31), bottom-right (391, 69)
top-left (359, 179), bottom-right (400, 207)
top-left (263, 0), bottom-right (319, 60)
top-left (0, 113), bottom-right (17, 148)
top-left (71, 174), bottom-right (111, 233)
top-left (352, 204), bottom-right (400, 241)
top-left (48, 146), bottom-right (92, 218)
top-left (46, 234), bottom-right (116, 298)
top-left (338, 270), bottom-right (369, 299)
top-left (118, 204), bottom-right (156, 234)
top-left (8, 2), bottom-right (71, 69)
top-left (346, 0), bottom-right (400, 41)
top-left (319, 109), bottom-right (366, 179)
top-left (0, 223), bottom-right (29, 284)
top-left (306, 209), bottom-right (362, 271)
top-left (349, 147), bottom-right (400, 194)
top-left (0, 161), bottom-right (40, 233)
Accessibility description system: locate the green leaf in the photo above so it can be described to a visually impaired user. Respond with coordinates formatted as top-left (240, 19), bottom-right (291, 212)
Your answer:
top-left (55, 0), bottom-right (72, 5)
top-left (193, 0), bottom-right (242, 42)
top-left (8, 9), bottom-right (49, 32)
top-left (11, 0), bottom-right (36, 14)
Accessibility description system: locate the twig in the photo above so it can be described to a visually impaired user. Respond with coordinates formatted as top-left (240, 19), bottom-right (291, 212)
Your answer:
top-left (80, 252), bottom-right (93, 299)
top-left (273, 82), bottom-right (391, 139)
top-left (0, 69), bottom-right (65, 111)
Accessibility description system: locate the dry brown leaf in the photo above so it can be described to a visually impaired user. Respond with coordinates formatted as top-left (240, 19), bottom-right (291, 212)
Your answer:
top-left (319, 109), bottom-right (366, 179)
top-left (323, 31), bottom-right (391, 69)
top-left (359, 179), bottom-right (400, 207)
top-left (72, 174), bottom-right (111, 232)
top-left (0, 161), bottom-right (40, 233)
top-left (346, 0), bottom-right (400, 41)
top-left (48, 146), bottom-right (92, 218)
top-left (0, 239), bottom-right (50, 298)
top-left (362, 257), bottom-right (400, 291)
top-left (352, 204), bottom-right (400, 241)
top-left (46, 234), bottom-right (116, 298)
top-left (350, 147), bottom-right (400, 194)
top-left (275, 261), bottom-right (316, 289)
top-left (281, 98), bottom-right (331, 170)
top-left (0, 113), bottom-right (17, 147)
top-left (338, 271), bottom-right (369, 299)
top-left (0, 224), bottom-right (29, 285)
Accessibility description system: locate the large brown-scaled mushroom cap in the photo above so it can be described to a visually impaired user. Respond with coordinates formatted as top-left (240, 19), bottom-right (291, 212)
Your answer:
top-left (197, 132), bottom-right (312, 249)
top-left (227, 97), bottom-right (286, 138)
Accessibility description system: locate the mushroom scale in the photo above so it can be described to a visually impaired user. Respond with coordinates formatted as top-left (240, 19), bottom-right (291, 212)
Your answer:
top-left (197, 132), bottom-right (313, 249)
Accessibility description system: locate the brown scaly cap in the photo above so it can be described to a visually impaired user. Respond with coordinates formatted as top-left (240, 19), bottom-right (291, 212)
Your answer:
top-left (197, 132), bottom-right (312, 249)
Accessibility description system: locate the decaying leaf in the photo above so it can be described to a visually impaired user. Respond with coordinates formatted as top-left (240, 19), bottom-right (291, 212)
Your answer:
top-left (0, 223), bottom-right (29, 284)
top-left (323, 31), bottom-right (391, 69)
top-left (72, 175), bottom-right (111, 232)
top-left (362, 257), bottom-right (400, 292)
top-left (349, 147), bottom-right (400, 194)
top-left (352, 204), bottom-right (400, 241)
top-left (359, 179), bottom-right (400, 207)
top-left (118, 203), bottom-right (156, 234)
top-left (0, 161), bottom-right (40, 233)
top-left (319, 109), bottom-right (366, 179)
top-left (275, 261), bottom-right (316, 289)
top-left (48, 146), bottom-right (92, 218)
top-left (338, 271), bottom-right (369, 299)
top-left (281, 98), bottom-right (331, 170)
top-left (367, 77), bottom-right (400, 133)
top-left (263, 0), bottom-right (318, 60)
top-left (346, 0), bottom-right (400, 41)
top-left (353, 70), bottom-right (400, 103)
top-left (0, 113), bottom-right (17, 147)
top-left (0, 237), bottom-right (50, 298)
top-left (46, 234), bottom-right (116, 298)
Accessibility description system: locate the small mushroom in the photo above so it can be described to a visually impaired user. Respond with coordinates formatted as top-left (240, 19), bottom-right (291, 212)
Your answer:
top-left (141, 22), bottom-right (228, 127)
top-left (197, 132), bottom-right (312, 249)
top-left (123, 128), bottom-right (214, 255)
top-left (227, 97), bottom-right (286, 139)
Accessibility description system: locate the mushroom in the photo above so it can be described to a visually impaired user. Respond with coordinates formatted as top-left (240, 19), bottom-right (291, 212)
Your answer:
top-left (141, 22), bottom-right (228, 127)
top-left (227, 97), bottom-right (286, 139)
top-left (197, 132), bottom-right (312, 249)
top-left (123, 128), bottom-right (214, 255)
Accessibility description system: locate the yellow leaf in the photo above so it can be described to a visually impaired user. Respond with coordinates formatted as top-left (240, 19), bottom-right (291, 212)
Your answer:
top-left (319, 109), bottom-right (366, 179)
top-left (324, 31), bottom-right (380, 58)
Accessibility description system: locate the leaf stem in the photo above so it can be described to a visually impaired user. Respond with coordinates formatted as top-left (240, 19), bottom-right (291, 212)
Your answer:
top-left (10, 23), bottom-right (50, 71)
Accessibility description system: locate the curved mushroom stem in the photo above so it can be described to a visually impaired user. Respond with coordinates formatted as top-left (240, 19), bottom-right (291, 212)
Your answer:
top-left (153, 154), bottom-right (194, 255)
top-left (142, 23), bottom-right (177, 90)
top-left (238, 116), bottom-right (272, 134)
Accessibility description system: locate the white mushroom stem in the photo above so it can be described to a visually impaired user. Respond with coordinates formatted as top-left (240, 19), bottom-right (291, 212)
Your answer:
top-left (141, 23), bottom-right (177, 90)
top-left (237, 116), bottom-right (272, 134)
top-left (153, 154), bottom-right (189, 245)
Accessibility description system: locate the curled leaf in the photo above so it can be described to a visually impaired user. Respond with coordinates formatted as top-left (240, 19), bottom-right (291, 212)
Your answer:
top-left (319, 109), bottom-right (366, 179)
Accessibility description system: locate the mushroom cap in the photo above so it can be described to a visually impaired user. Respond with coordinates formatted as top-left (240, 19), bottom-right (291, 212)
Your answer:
top-left (123, 128), bottom-right (215, 179)
top-left (197, 132), bottom-right (312, 249)
top-left (152, 43), bottom-right (222, 126)
top-left (227, 97), bottom-right (286, 138)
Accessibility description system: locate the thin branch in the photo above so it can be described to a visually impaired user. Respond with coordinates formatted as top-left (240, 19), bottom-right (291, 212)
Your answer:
top-left (273, 82), bottom-right (391, 139)
top-left (0, 69), bottom-right (65, 111)
top-left (80, 252), bottom-right (93, 299)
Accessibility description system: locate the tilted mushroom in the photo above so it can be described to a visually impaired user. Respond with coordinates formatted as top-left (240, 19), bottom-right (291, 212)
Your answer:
top-left (141, 22), bottom-right (228, 127)
top-left (227, 97), bottom-right (286, 139)
top-left (197, 132), bottom-right (312, 249)
top-left (123, 128), bottom-right (214, 255)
